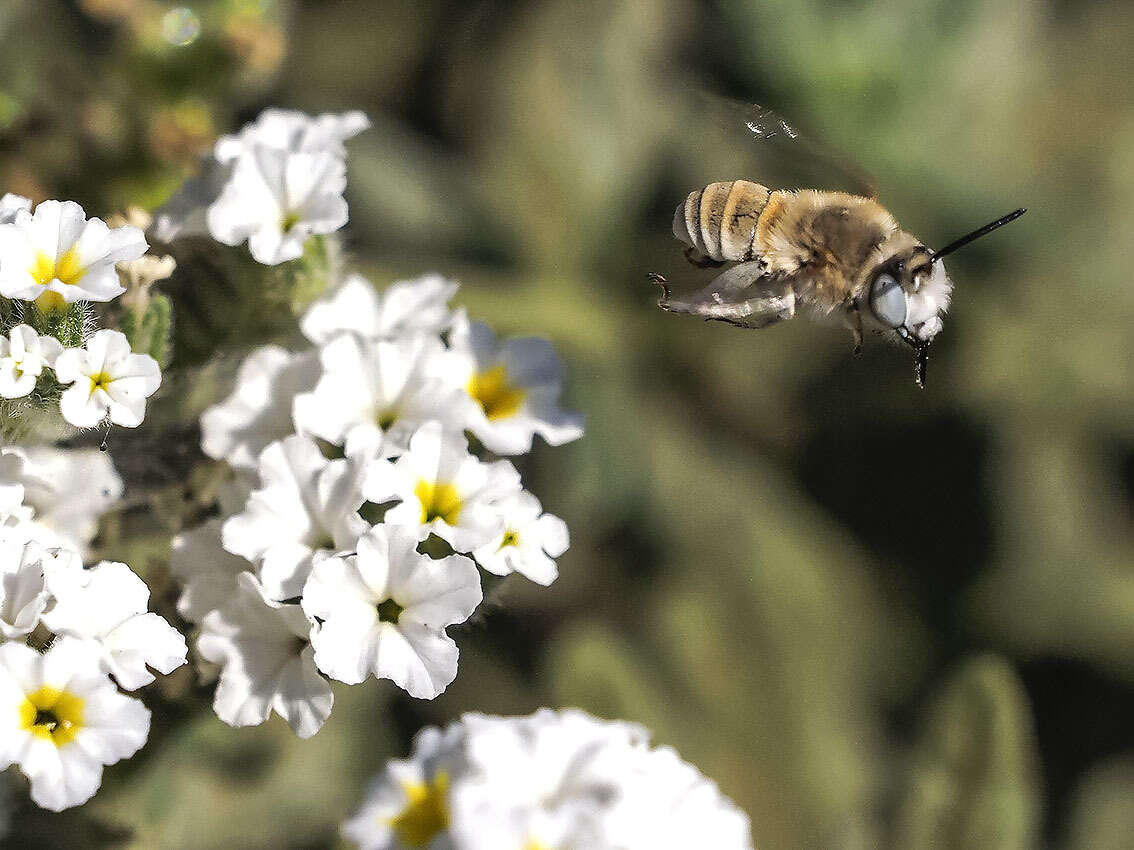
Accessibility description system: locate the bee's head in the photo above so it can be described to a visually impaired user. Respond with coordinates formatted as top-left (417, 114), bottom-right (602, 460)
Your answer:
top-left (860, 237), bottom-right (951, 345)
top-left (859, 208), bottom-right (1026, 387)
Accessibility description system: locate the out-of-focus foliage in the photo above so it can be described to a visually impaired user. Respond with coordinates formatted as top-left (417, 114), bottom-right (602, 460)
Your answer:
top-left (0, 775), bottom-right (10, 842)
top-left (2, 0), bottom-right (1133, 847)
top-left (120, 292), bottom-right (173, 366)
top-left (1060, 755), bottom-right (1134, 850)
top-left (894, 655), bottom-right (1039, 850)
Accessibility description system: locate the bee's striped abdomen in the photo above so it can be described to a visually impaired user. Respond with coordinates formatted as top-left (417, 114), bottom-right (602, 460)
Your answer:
top-left (673, 180), bottom-right (771, 263)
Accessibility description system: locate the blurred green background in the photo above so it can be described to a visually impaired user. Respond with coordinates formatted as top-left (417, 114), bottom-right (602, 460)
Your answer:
top-left (2, 0), bottom-right (1134, 848)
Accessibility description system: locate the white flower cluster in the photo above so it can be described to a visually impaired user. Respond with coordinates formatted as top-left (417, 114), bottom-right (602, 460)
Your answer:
top-left (0, 448), bottom-right (187, 811)
top-left (342, 709), bottom-right (755, 850)
top-left (154, 108), bottom-right (368, 265)
top-left (175, 272), bottom-right (582, 738)
top-left (0, 195), bottom-right (162, 429)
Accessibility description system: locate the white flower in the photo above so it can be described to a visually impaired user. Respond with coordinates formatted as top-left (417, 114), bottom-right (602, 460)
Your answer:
top-left (206, 147), bottom-right (348, 265)
top-left (197, 571), bottom-right (332, 739)
top-left (302, 524), bottom-right (482, 699)
top-left (471, 492), bottom-right (568, 586)
top-left (441, 314), bottom-right (584, 455)
top-left (0, 325), bottom-right (62, 398)
top-left (343, 710), bottom-right (756, 850)
top-left (611, 746), bottom-right (754, 850)
top-left (11, 445), bottom-right (123, 556)
top-left (293, 333), bottom-right (475, 457)
top-left (214, 108), bottom-right (370, 163)
top-left (0, 199), bottom-right (147, 305)
top-left (222, 436), bottom-right (369, 599)
top-left (0, 539), bottom-right (51, 639)
top-left (364, 423), bottom-right (520, 553)
top-left (451, 710), bottom-right (648, 850)
top-left (200, 345), bottom-right (319, 474)
top-left (153, 108), bottom-right (368, 243)
top-left (342, 723), bottom-right (465, 850)
top-left (41, 560), bottom-right (187, 691)
top-left (301, 274), bottom-right (458, 345)
top-left (53, 330), bottom-right (162, 429)
top-left (0, 193), bottom-right (31, 225)
top-left (169, 518), bottom-right (250, 624)
top-left (0, 637), bottom-right (150, 811)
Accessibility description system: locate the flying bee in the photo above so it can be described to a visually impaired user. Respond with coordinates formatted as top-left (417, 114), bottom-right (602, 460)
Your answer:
top-left (650, 100), bottom-right (1025, 387)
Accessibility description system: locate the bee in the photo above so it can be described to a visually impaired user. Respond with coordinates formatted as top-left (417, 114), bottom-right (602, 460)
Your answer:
top-left (650, 102), bottom-right (1025, 387)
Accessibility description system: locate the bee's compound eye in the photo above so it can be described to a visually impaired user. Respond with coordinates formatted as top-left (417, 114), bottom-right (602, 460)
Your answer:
top-left (869, 272), bottom-right (907, 328)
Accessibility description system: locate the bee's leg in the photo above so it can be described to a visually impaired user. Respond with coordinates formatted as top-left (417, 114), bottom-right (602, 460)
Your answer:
top-left (683, 246), bottom-right (726, 269)
top-left (651, 263), bottom-right (794, 330)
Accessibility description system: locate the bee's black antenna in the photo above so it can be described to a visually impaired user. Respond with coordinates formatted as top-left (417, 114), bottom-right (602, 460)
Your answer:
top-left (930, 208), bottom-right (1027, 263)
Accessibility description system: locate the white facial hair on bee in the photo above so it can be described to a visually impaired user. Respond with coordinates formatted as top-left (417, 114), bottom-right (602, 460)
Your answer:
top-left (653, 177), bottom-right (1024, 388)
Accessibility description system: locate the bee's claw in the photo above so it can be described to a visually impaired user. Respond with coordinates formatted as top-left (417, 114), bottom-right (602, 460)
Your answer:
top-left (648, 272), bottom-right (672, 307)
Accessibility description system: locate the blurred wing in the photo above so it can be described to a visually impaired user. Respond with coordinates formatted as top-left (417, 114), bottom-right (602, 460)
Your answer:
top-left (684, 87), bottom-right (878, 198)
top-left (653, 262), bottom-right (795, 330)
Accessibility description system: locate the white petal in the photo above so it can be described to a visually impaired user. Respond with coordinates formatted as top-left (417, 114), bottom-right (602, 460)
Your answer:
top-left (300, 274), bottom-right (384, 344)
top-left (200, 346), bottom-right (319, 472)
top-left (24, 738), bottom-right (103, 812)
top-left (373, 621), bottom-right (458, 699)
top-left (199, 572), bottom-right (325, 736)
top-left (308, 614), bottom-right (378, 686)
top-left (0, 540), bottom-right (49, 638)
top-left (15, 445), bottom-right (122, 557)
top-left (50, 347), bottom-right (87, 386)
top-left (537, 512), bottom-right (570, 558)
top-left (393, 552), bottom-right (482, 628)
top-left (270, 645), bottom-right (333, 738)
top-left (42, 560), bottom-right (149, 637)
top-left (170, 518), bottom-right (250, 623)
top-left (257, 541), bottom-right (317, 601)
top-left (100, 612), bottom-right (188, 690)
top-left (58, 384), bottom-right (105, 428)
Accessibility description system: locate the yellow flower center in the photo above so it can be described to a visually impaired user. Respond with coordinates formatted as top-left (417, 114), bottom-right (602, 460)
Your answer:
top-left (468, 364), bottom-right (525, 421)
top-left (30, 247), bottom-right (85, 287)
top-left (89, 371), bottom-right (114, 394)
top-left (281, 211), bottom-right (302, 232)
top-left (415, 480), bottom-right (462, 525)
top-left (19, 686), bottom-right (85, 747)
top-left (377, 408), bottom-right (399, 430)
top-left (387, 771), bottom-right (449, 847)
top-left (499, 529), bottom-right (520, 549)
